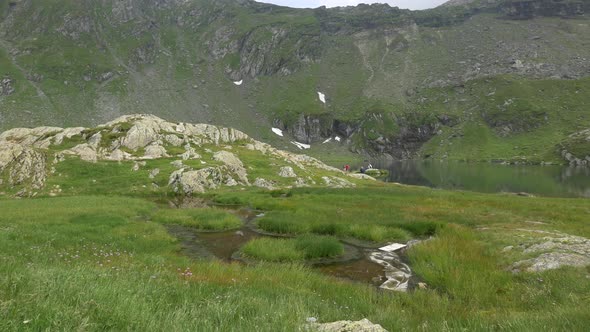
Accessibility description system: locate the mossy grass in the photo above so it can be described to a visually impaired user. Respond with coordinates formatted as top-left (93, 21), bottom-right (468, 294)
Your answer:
top-left (294, 234), bottom-right (344, 259)
top-left (152, 208), bottom-right (242, 231)
top-left (241, 235), bottom-right (344, 262)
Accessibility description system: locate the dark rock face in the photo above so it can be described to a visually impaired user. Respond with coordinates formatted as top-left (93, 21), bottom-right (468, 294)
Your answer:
top-left (0, 78), bottom-right (15, 96)
top-left (500, 0), bottom-right (589, 19)
top-left (277, 112), bottom-right (444, 159)
top-left (275, 114), bottom-right (335, 144)
top-left (367, 120), bottom-right (440, 160)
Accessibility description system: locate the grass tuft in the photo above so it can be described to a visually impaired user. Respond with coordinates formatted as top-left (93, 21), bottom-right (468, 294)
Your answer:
top-left (152, 208), bottom-right (242, 231)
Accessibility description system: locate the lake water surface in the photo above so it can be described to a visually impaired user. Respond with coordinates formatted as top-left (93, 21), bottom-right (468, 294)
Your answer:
top-left (376, 161), bottom-right (590, 198)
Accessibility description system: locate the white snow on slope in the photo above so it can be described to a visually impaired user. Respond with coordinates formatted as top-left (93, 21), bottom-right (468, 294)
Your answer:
top-left (271, 128), bottom-right (284, 137)
top-left (322, 138), bottom-right (332, 144)
top-left (317, 92), bottom-right (326, 104)
top-left (233, 80), bottom-right (243, 86)
top-left (291, 141), bottom-right (311, 150)
top-left (335, 136), bottom-right (341, 142)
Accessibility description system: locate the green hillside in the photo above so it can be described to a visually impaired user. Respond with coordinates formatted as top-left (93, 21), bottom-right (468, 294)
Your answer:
top-left (1, 0), bottom-right (589, 163)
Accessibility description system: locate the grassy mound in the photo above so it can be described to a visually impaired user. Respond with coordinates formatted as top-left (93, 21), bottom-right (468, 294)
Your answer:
top-left (242, 235), bottom-right (344, 262)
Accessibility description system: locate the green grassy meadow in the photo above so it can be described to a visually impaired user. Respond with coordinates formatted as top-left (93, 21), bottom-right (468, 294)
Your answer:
top-left (1, 182), bottom-right (589, 331)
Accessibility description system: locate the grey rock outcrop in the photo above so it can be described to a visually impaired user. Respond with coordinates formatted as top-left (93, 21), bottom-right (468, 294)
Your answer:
top-left (0, 114), bottom-right (374, 194)
top-left (311, 318), bottom-right (388, 332)
top-left (169, 165), bottom-right (246, 195)
top-left (560, 129), bottom-right (590, 166)
top-left (253, 178), bottom-right (276, 190)
top-left (144, 144), bottom-right (169, 159)
top-left (212, 150), bottom-right (249, 185)
top-left (0, 78), bottom-right (15, 96)
top-left (64, 144), bottom-right (98, 162)
top-left (509, 230), bottom-right (590, 273)
top-left (278, 166), bottom-right (297, 178)
top-left (6, 148), bottom-right (47, 190)
top-left (322, 176), bottom-right (355, 188)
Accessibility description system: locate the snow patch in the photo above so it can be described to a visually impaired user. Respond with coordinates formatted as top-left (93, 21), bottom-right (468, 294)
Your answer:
top-left (335, 136), bottom-right (341, 142)
top-left (271, 128), bottom-right (284, 137)
top-left (291, 141), bottom-right (311, 150)
top-left (322, 138), bottom-right (332, 144)
top-left (233, 80), bottom-right (243, 86)
top-left (317, 91), bottom-right (326, 104)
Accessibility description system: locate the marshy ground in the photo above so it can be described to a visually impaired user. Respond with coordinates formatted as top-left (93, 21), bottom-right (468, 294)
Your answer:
top-left (1, 183), bottom-right (589, 331)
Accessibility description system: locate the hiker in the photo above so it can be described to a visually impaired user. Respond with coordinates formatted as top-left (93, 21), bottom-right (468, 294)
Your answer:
top-left (360, 166), bottom-right (366, 174)
top-left (344, 164), bottom-right (350, 172)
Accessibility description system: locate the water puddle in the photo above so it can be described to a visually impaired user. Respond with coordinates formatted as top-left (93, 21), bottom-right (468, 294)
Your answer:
top-left (165, 202), bottom-right (416, 291)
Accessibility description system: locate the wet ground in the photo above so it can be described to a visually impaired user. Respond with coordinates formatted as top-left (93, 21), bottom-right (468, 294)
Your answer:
top-left (167, 210), bottom-right (416, 290)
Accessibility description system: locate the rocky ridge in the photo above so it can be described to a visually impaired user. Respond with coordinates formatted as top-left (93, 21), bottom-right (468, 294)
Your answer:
top-left (0, 114), bottom-right (364, 196)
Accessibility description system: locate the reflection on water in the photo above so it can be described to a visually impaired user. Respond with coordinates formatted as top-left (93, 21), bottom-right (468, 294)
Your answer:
top-left (378, 161), bottom-right (590, 198)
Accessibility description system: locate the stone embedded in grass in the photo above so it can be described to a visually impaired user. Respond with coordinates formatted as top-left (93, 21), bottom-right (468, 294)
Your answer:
top-left (278, 166), bottom-right (297, 178)
top-left (311, 318), bottom-right (388, 332)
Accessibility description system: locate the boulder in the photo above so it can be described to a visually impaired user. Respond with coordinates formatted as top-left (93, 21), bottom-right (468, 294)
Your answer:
top-left (106, 149), bottom-right (131, 161)
top-left (121, 120), bottom-right (161, 150)
top-left (165, 134), bottom-right (184, 147)
top-left (170, 168), bottom-right (221, 194)
top-left (144, 144), bottom-right (169, 159)
top-left (64, 144), bottom-right (98, 162)
top-left (7, 148), bottom-right (47, 190)
top-left (213, 151), bottom-right (249, 184)
top-left (253, 178), bottom-right (276, 190)
top-left (278, 166), bottom-right (297, 178)
top-left (311, 318), bottom-right (388, 332)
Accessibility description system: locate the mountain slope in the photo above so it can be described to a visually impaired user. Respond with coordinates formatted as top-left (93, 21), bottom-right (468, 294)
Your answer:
top-left (0, 0), bottom-right (589, 163)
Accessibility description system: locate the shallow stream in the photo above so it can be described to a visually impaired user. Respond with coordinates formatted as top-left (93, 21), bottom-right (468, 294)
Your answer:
top-left (166, 206), bottom-right (415, 291)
